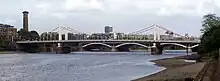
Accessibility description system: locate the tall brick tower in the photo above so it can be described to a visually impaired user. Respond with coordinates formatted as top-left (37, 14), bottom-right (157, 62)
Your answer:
top-left (22, 11), bottom-right (29, 32)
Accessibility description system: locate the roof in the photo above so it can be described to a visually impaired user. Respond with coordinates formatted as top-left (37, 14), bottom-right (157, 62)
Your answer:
top-left (0, 23), bottom-right (14, 28)
top-left (22, 11), bottom-right (29, 14)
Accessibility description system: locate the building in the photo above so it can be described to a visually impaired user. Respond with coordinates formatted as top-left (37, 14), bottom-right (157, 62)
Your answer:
top-left (0, 23), bottom-right (17, 41)
top-left (22, 11), bottom-right (29, 32)
top-left (104, 26), bottom-right (113, 33)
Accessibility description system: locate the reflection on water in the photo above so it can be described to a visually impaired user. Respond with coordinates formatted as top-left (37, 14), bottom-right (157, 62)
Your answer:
top-left (0, 51), bottom-right (187, 81)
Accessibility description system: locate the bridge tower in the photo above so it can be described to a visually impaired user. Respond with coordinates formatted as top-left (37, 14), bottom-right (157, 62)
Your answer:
top-left (51, 26), bottom-right (84, 47)
top-left (129, 24), bottom-right (186, 54)
top-left (131, 24), bottom-right (185, 39)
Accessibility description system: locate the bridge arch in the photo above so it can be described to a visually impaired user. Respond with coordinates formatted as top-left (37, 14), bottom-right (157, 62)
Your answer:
top-left (82, 43), bottom-right (112, 48)
top-left (189, 44), bottom-right (199, 49)
top-left (160, 43), bottom-right (187, 48)
top-left (115, 43), bottom-right (149, 48)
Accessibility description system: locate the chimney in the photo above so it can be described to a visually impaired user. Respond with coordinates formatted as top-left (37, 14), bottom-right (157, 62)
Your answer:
top-left (22, 11), bottom-right (29, 32)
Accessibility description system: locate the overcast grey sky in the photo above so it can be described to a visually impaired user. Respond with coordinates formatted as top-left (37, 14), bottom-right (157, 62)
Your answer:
top-left (1, 0), bottom-right (220, 36)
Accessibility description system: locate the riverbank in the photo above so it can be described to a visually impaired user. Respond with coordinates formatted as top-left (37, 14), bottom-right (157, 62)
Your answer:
top-left (0, 51), bottom-right (18, 54)
top-left (132, 55), bottom-right (206, 81)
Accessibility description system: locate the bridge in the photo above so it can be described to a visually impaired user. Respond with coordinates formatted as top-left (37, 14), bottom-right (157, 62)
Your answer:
top-left (16, 24), bottom-right (200, 54)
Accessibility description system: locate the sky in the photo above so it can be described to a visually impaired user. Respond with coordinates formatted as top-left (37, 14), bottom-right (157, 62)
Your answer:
top-left (0, 0), bottom-right (220, 36)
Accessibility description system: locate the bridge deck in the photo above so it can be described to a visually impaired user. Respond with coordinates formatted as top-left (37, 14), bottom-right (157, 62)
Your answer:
top-left (16, 40), bottom-right (200, 44)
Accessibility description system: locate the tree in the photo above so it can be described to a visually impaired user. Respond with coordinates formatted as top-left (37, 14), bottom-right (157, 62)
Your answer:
top-left (17, 29), bottom-right (29, 40)
top-left (17, 29), bottom-right (40, 52)
top-left (201, 14), bottom-right (220, 33)
top-left (17, 29), bottom-right (40, 41)
top-left (29, 30), bottom-right (40, 41)
top-left (0, 35), bottom-right (7, 49)
top-left (199, 14), bottom-right (220, 59)
top-left (40, 32), bottom-right (48, 40)
top-left (0, 34), bottom-right (17, 51)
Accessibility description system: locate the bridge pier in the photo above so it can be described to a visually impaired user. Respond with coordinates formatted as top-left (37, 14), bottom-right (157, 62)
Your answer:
top-left (111, 47), bottom-right (117, 52)
top-left (77, 43), bottom-right (84, 51)
top-left (151, 47), bottom-right (163, 55)
top-left (60, 46), bottom-right (71, 54)
top-left (46, 47), bottom-right (53, 52)
top-left (42, 44), bottom-right (57, 52)
top-left (53, 43), bottom-right (72, 54)
top-left (186, 48), bottom-right (192, 53)
top-left (151, 43), bottom-right (163, 55)
top-left (78, 47), bottom-right (84, 51)
top-left (42, 45), bottom-right (46, 52)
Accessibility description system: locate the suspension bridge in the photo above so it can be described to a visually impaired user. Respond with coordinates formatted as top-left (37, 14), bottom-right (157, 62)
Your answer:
top-left (41, 24), bottom-right (194, 41)
top-left (16, 24), bottom-right (200, 54)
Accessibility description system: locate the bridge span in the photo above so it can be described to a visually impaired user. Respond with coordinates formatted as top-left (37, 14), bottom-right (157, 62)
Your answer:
top-left (17, 24), bottom-right (200, 54)
top-left (16, 40), bottom-right (200, 55)
top-left (16, 40), bottom-right (200, 44)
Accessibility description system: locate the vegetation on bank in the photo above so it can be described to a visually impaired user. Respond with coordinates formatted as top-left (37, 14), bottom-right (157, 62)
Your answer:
top-left (198, 14), bottom-right (220, 80)
top-left (0, 35), bottom-right (17, 51)
top-left (199, 14), bottom-right (220, 59)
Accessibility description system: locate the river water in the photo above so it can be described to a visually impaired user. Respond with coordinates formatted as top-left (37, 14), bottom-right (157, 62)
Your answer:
top-left (0, 51), bottom-right (187, 81)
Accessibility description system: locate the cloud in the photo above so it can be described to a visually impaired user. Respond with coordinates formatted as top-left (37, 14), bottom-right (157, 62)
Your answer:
top-left (1, 0), bottom-right (220, 36)
top-left (32, 0), bottom-right (220, 17)
top-left (64, 0), bottom-right (104, 11)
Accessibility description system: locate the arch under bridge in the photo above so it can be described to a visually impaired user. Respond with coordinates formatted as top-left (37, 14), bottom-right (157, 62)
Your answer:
top-left (81, 42), bottom-right (199, 51)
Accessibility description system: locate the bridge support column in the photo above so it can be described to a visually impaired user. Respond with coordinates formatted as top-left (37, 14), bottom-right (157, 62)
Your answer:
top-left (78, 47), bottom-right (84, 51)
top-left (151, 43), bottom-right (163, 55)
top-left (186, 44), bottom-right (193, 55)
top-left (43, 45), bottom-right (47, 52)
top-left (187, 48), bottom-right (192, 52)
top-left (77, 43), bottom-right (84, 51)
top-left (51, 44), bottom-right (57, 53)
top-left (49, 47), bottom-right (53, 52)
top-left (111, 47), bottom-right (117, 52)
top-left (61, 47), bottom-right (71, 54)
top-left (151, 47), bottom-right (163, 55)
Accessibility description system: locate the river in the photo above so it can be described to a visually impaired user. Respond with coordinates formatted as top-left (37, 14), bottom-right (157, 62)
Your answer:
top-left (0, 51), bottom-right (187, 81)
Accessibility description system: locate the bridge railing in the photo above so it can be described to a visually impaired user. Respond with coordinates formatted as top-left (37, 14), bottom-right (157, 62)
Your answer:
top-left (38, 37), bottom-right (198, 41)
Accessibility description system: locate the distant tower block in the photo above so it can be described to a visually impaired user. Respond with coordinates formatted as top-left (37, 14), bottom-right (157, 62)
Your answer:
top-left (105, 26), bottom-right (113, 33)
top-left (22, 11), bottom-right (29, 32)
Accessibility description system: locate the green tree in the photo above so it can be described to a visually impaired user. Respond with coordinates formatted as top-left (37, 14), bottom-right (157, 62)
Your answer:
top-left (201, 14), bottom-right (220, 33)
top-left (17, 29), bottom-right (40, 41)
top-left (199, 14), bottom-right (220, 59)
top-left (40, 32), bottom-right (48, 40)
top-left (0, 35), bottom-right (6, 49)
top-left (29, 30), bottom-right (40, 41)
top-left (17, 29), bottom-right (29, 40)
top-left (0, 35), bottom-right (16, 51)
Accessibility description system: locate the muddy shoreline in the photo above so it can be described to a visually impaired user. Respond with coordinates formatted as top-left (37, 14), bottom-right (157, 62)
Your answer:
top-left (132, 55), bottom-right (205, 81)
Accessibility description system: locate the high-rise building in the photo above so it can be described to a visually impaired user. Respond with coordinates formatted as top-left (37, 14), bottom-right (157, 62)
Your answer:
top-left (0, 23), bottom-right (17, 41)
top-left (104, 26), bottom-right (113, 33)
top-left (22, 11), bottom-right (29, 32)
